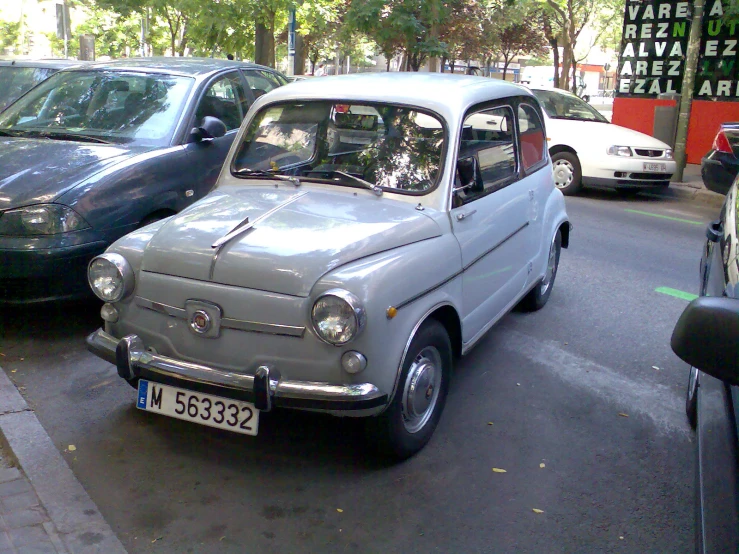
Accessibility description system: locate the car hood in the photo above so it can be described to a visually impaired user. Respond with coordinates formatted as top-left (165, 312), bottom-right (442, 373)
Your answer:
top-left (546, 119), bottom-right (672, 150)
top-left (0, 138), bottom-right (145, 210)
top-left (141, 186), bottom-right (442, 297)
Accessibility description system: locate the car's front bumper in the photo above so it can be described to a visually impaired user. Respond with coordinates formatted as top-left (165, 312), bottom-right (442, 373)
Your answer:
top-left (0, 240), bottom-right (107, 303)
top-left (582, 157), bottom-right (676, 188)
top-left (86, 328), bottom-right (389, 415)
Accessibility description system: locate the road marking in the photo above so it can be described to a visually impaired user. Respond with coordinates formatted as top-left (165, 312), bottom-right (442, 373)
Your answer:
top-left (655, 287), bottom-right (698, 301)
top-left (624, 209), bottom-right (702, 225)
top-left (501, 331), bottom-right (687, 436)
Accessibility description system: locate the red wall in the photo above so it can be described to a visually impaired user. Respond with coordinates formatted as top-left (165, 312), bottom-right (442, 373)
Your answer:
top-left (613, 97), bottom-right (739, 164)
top-left (612, 97), bottom-right (677, 137)
top-left (686, 101), bottom-right (739, 164)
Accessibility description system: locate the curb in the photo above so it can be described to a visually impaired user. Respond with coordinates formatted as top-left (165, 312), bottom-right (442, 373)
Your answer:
top-left (0, 367), bottom-right (126, 554)
top-left (643, 183), bottom-right (725, 209)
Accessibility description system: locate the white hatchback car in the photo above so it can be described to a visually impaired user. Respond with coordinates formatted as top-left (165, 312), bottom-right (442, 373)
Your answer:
top-left (531, 87), bottom-right (676, 196)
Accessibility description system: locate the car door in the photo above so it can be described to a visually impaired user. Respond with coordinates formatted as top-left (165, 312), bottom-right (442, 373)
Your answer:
top-left (450, 103), bottom-right (533, 343)
top-left (516, 99), bottom-right (549, 271)
top-left (183, 70), bottom-right (250, 199)
top-left (695, 182), bottom-right (739, 552)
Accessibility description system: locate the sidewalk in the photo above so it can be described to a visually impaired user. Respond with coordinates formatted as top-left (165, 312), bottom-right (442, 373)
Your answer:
top-left (0, 368), bottom-right (125, 554)
top-left (655, 163), bottom-right (726, 209)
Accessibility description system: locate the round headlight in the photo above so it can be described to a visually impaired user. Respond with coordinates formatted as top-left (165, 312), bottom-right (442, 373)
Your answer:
top-left (311, 289), bottom-right (366, 346)
top-left (87, 253), bottom-right (134, 302)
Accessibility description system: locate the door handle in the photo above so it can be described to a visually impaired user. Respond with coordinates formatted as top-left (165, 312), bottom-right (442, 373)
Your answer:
top-left (456, 209), bottom-right (477, 221)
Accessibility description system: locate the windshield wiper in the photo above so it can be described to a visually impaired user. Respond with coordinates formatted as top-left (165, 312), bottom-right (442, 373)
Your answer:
top-left (331, 171), bottom-right (383, 196)
top-left (36, 131), bottom-right (112, 144)
top-left (233, 168), bottom-right (301, 185)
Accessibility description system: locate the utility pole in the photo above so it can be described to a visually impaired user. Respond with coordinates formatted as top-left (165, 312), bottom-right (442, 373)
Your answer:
top-left (673, 0), bottom-right (704, 182)
top-left (287, 7), bottom-right (296, 76)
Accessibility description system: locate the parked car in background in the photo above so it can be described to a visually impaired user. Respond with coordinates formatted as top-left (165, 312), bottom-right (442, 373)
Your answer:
top-left (0, 57), bottom-right (287, 303)
top-left (531, 87), bottom-right (676, 196)
top-left (671, 174), bottom-right (739, 552)
top-left (86, 73), bottom-right (570, 459)
top-left (0, 58), bottom-right (83, 111)
top-left (701, 122), bottom-right (739, 195)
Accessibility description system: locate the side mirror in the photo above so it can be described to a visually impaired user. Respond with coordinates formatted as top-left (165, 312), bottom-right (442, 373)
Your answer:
top-left (190, 116), bottom-right (227, 143)
top-left (671, 296), bottom-right (739, 385)
top-left (455, 156), bottom-right (484, 193)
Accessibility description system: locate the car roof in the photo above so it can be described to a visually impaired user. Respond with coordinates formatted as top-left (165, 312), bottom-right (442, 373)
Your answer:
top-left (264, 73), bottom-right (532, 123)
top-left (68, 57), bottom-right (280, 78)
top-left (0, 58), bottom-right (86, 69)
top-left (527, 86), bottom-right (578, 98)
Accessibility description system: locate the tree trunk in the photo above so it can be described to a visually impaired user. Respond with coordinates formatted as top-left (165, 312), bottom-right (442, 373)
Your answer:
top-left (440, 56), bottom-right (446, 73)
top-left (571, 57), bottom-right (578, 92)
top-left (386, 55), bottom-right (391, 71)
top-left (560, 44), bottom-right (571, 91)
top-left (177, 20), bottom-right (188, 57)
top-left (254, 12), bottom-right (275, 68)
top-left (550, 38), bottom-right (559, 87)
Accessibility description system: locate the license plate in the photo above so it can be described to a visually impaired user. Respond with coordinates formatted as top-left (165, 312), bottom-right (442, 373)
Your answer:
top-left (136, 380), bottom-right (259, 436)
top-left (643, 162), bottom-right (667, 172)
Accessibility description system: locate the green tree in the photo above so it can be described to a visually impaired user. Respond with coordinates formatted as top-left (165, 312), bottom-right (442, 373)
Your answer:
top-left (0, 20), bottom-right (20, 54)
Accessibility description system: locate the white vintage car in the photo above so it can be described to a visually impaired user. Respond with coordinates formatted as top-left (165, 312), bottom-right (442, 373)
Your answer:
top-left (531, 87), bottom-right (677, 196)
top-left (86, 74), bottom-right (570, 458)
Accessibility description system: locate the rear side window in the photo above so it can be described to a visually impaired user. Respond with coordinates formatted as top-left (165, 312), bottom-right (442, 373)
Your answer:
top-left (517, 103), bottom-right (546, 171)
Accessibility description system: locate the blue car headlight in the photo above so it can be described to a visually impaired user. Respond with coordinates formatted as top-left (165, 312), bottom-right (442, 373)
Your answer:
top-left (0, 204), bottom-right (90, 236)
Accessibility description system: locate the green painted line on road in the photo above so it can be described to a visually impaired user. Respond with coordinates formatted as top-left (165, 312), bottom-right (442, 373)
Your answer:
top-left (624, 209), bottom-right (702, 226)
top-left (655, 287), bottom-right (698, 301)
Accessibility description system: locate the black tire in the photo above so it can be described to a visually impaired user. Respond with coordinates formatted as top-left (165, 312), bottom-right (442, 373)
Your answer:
top-left (126, 378), bottom-right (140, 390)
top-left (616, 188), bottom-right (640, 197)
top-left (367, 319), bottom-right (452, 460)
top-left (550, 151), bottom-right (583, 196)
top-left (686, 366), bottom-right (698, 428)
top-left (518, 229), bottom-right (562, 312)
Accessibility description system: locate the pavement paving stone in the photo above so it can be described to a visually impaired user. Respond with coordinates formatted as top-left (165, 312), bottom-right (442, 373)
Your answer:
top-left (0, 469), bottom-right (21, 486)
top-left (2, 492), bottom-right (40, 514)
top-left (0, 480), bottom-right (32, 499)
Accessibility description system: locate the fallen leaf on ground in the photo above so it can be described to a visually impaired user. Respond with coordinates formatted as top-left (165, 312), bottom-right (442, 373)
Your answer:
top-left (10, 370), bottom-right (16, 373)
top-left (19, 358), bottom-right (23, 361)
top-left (516, 383), bottom-right (521, 386)
top-left (539, 463), bottom-right (545, 468)
top-left (152, 537), bottom-right (162, 543)
top-left (619, 536), bottom-right (624, 540)
top-left (492, 468), bottom-right (507, 473)
top-left (68, 445), bottom-right (76, 452)
top-left (532, 509), bottom-right (544, 514)
top-left (564, 342), bottom-right (568, 345)
top-left (487, 422), bottom-right (494, 426)
top-left (0, 353), bottom-right (5, 357)
top-left (219, 536), bottom-right (225, 541)
top-left (652, 366), bottom-right (659, 370)
top-left (618, 413), bottom-right (629, 418)
top-left (336, 508), bottom-right (343, 513)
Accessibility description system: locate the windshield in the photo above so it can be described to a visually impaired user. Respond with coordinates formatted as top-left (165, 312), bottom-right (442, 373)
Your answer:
top-left (0, 70), bottom-right (193, 146)
top-left (0, 66), bottom-right (58, 111)
top-left (533, 89), bottom-right (607, 123)
top-left (231, 101), bottom-right (445, 194)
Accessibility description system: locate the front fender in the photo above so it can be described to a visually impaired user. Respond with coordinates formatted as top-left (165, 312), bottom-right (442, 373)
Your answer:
top-left (310, 233), bottom-right (463, 400)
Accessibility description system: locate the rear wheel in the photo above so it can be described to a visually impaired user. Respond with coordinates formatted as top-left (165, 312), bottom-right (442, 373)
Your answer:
top-left (551, 152), bottom-right (583, 196)
top-left (367, 319), bottom-right (452, 460)
top-left (518, 229), bottom-right (562, 312)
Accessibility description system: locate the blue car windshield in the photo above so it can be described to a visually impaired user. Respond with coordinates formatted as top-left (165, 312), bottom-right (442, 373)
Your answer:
top-left (0, 70), bottom-right (193, 146)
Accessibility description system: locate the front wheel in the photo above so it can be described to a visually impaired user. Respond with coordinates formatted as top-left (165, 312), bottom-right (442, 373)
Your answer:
top-left (518, 229), bottom-right (562, 312)
top-left (366, 319), bottom-right (452, 460)
top-left (551, 152), bottom-right (583, 196)
top-left (686, 366), bottom-right (698, 428)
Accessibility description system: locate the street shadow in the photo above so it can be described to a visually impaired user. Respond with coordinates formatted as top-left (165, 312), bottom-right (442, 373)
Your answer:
top-left (575, 187), bottom-right (674, 204)
top-left (0, 298), bottom-right (101, 342)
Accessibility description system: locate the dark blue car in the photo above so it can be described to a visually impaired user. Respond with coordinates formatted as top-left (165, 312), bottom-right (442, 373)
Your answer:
top-left (0, 58), bottom-right (288, 303)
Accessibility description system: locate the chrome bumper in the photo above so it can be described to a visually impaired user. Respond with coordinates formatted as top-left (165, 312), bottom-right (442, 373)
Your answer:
top-left (85, 328), bottom-right (388, 412)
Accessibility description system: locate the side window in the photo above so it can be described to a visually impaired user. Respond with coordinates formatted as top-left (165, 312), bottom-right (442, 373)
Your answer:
top-left (454, 106), bottom-right (517, 206)
top-left (242, 70), bottom-right (281, 100)
top-left (195, 72), bottom-right (246, 131)
top-left (517, 103), bottom-right (546, 171)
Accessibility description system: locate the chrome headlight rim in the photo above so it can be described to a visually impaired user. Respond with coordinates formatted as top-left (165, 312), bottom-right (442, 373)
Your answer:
top-left (87, 253), bottom-right (135, 303)
top-left (311, 288), bottom-right (367, 346)
top-left (606, 145), bottom-right (633, 157)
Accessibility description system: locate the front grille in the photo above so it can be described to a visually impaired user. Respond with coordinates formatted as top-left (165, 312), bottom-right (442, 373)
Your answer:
top-left (634, 149), bottom-right (665, 158)
top-left (627, 172), bottom-right (672, 180)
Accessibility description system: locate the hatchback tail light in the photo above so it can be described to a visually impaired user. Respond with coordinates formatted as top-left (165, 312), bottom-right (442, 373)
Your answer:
top-left (713, 129), bottom-right (734, 155)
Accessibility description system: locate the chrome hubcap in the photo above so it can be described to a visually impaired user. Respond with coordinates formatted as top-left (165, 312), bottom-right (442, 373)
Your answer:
top-left (552, 160), bottom-right (574, 189)
top-left (540, 237), bottom-right (558, 294)
top-left (401, 346), bottom-right (442, 434)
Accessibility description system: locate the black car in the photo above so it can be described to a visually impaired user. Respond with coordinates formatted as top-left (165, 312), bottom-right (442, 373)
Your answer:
top-left (701, 122), bottom-right (739, 195)
top-left (671, 180), bottom-right (739, 552)
top-left (0, 59), bottom-right (84, 111)
top-left (0, 57), bottom-right (287, 303)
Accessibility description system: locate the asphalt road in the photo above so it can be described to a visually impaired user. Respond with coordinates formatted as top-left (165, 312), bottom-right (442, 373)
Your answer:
top-left (0, 189), bottom-right (720, 553)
